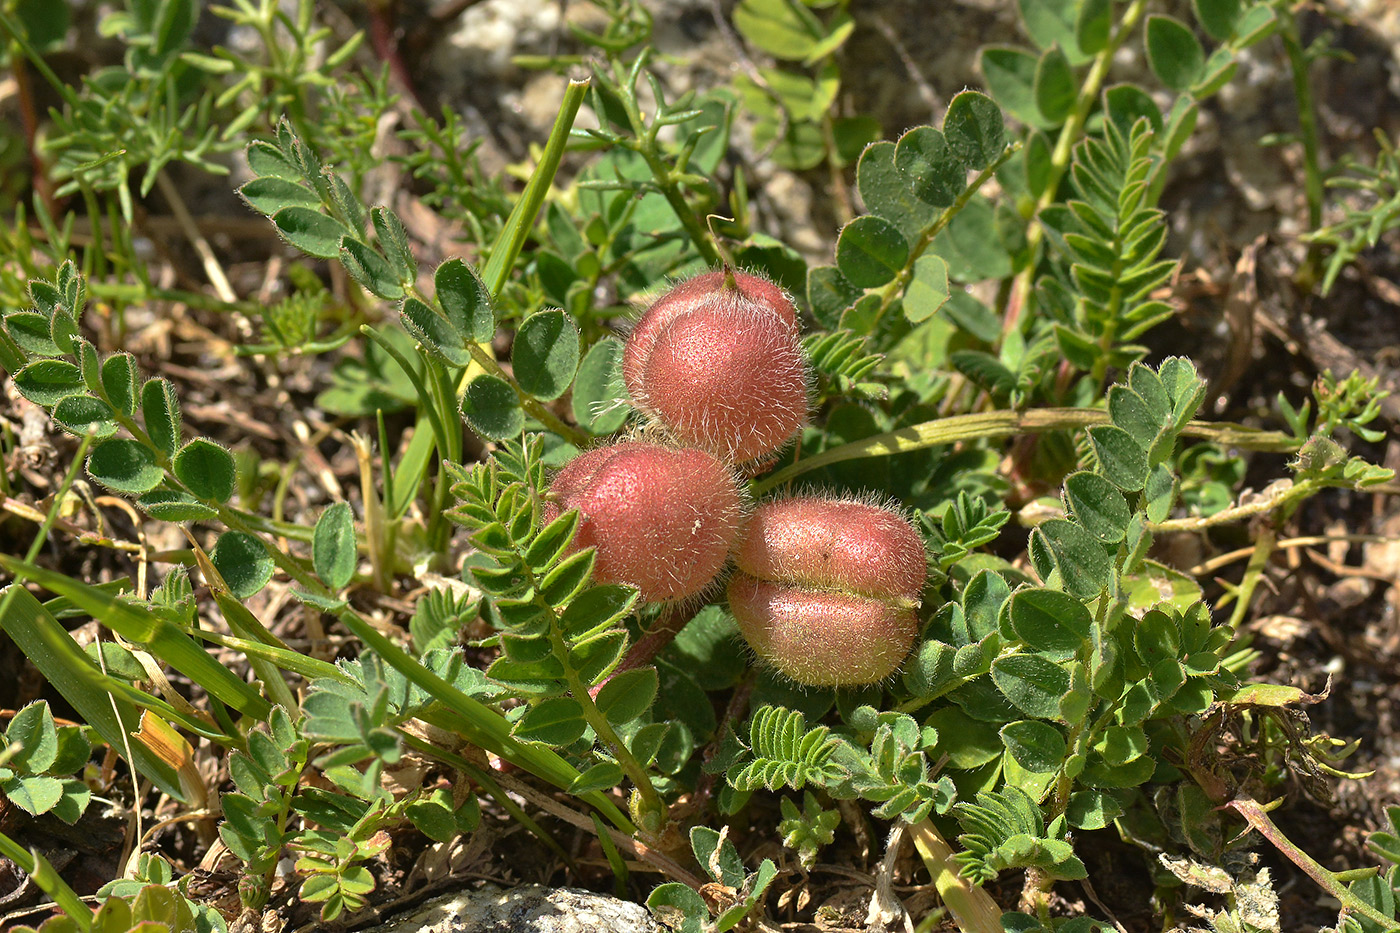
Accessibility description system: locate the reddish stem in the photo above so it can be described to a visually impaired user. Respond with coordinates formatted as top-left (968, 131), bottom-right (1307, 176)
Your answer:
top-left (12, 53), bottom-right (55, 216)
top-left (367, 0), bottom-right (423, 108)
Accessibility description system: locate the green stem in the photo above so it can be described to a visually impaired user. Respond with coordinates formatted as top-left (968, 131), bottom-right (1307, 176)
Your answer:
top-left (1225, 525), bottom-right (1276, 631)
top-left (1225, 797), bottom-right (1398, 931)
top-left (610, 52), bottom-right (722, 268)
top-left (908, 818), bottom-right (1003, 933)
top-left (1279, 5), bottom-right (1325, 281)
top-left (531, 584), bottom-right (666, 825)
top-left (873, 142), bottom-right (1022, 325)
top-left (751, 408), bottom-right (1297, 494)
top-left (481, 77), bottom-right (591, 293)
top-left (1003, 0), bottom-right (1149, 341)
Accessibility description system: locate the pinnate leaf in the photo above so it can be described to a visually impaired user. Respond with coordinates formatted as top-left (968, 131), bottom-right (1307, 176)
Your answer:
top-left (1088, 425), bottom-right (1149, 491)
top-left (1000, 720), bottom-right (1066, 773)
top-left (1007, 587), bottom-right (1091, 659)
top-left (238, 177), bottom-right (319, 215)
top-left (991, 654), bottom-right (1071, 720)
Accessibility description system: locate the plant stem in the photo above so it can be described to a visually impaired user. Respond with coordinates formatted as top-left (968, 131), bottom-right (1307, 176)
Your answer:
top-left (751, 408), bottom-right (1297, 494)
top-left (872, 142), bottom-right (1022, 325)
top-left (908, 818), bottom-right (1003, 933)
top-left (610, 52), bottom-right (723, 268)
top-left (1278, 5), bottom-right (1326, 282)
top-left (1149, 480), bottom-right (1316, 533)
top-left (481, 77), bottom-right (591, 294)
top-left (155, 171), bottom-right (238, 305)
top-left (1002, 0), bottom-right (1149, 341)
top-left (1224, 525), bottom-right (1276, 630)
top-left (1224, 797), bottom-right (1397, 931)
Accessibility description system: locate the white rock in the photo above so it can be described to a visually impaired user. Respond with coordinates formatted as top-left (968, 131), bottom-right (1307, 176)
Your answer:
top-left (360, 884), bottom-right (662, 933)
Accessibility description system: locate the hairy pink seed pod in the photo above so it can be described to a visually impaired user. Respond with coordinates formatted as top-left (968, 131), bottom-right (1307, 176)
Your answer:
top-left (547, 441), bottom-right (745, 602)
top-left (728, 497), bottom-right (926, 685)
top-left (624, 270), bottom-right (808, 463)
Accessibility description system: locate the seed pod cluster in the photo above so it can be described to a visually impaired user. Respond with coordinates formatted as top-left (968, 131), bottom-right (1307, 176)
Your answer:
top-left (545, 270), bottom-right (927, 684)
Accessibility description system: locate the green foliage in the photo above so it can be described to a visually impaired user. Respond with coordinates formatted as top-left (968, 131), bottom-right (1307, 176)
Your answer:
top-left (1307, 129), bottom-right (1400, 295)
top-left (648, 827), bottom-right (778, 933)
top-left (726, 705), bottom-right (845, 792)
top-left (0, 1), bottom-right (1395, 929)
top-left (953, 785), bottom-right (1086, 883)
top-left (1038, 114), bottom-right (1176, 380)
top-left (0, 701), bottom-right (92, 824)
top-left (920, 492), bottom-right (1012, 570)
top-left (778, 792), bottom-right (840, 870)
top-left (731, 0), bottom-right (861, 172)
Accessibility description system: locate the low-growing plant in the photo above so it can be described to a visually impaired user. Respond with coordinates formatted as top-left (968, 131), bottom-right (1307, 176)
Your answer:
top-left (0, 0), bottom-right (1397, 931)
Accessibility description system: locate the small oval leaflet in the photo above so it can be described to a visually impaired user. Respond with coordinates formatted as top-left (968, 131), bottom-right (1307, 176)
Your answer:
top-left (14, 359), bottom-right (84, 407)
top-left (173, 439), bottom-right (236, 504)
top-left (313, 501), bottom-right (357, 591)
top-left (894, 127), bottom-right (965, 208)
top-left (513, 310), bottom-right (580, 402)
top-left (461, 374), bottom-right (524, 441)
top-left (836, 216), bottom-right (909, 289)
top-left (52, 395), bottom-right (118, 438)
top-left (211, 531), bottom-right (275, 599)
top-left (87, 438), bottom-right (163, 495)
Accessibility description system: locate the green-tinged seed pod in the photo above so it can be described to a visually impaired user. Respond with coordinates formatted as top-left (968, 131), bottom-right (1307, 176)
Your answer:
top-left (728, 496), bottom-right (926, 685)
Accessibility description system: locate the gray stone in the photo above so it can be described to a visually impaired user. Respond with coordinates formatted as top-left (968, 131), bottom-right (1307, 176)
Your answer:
top-left (363, 884), bottom-right (661, 933)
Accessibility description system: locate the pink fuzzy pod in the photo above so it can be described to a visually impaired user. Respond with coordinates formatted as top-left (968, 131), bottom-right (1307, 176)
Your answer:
top-left (623, 270), bottom-right (808, 463)
top-left (547, 441), bottom-right (745, 602)
top-left (728, 496), bottom-right (927, 686)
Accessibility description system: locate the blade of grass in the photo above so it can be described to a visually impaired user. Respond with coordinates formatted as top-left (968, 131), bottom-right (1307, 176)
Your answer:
top-left (0, 585), bottom-right (185, 799)
top-left (194, 629), bottom-right (354, 684)
top-left (0, 829), bottom-right (92, 933)
top-left (0, 555), bottom-right (272, 720)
